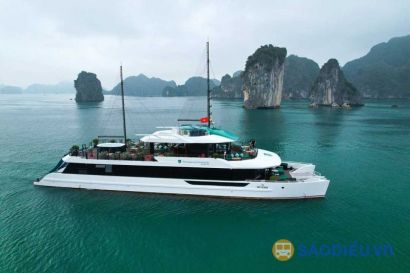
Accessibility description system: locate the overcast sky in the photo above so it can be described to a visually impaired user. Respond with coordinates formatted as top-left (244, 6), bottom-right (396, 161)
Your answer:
top-left (0, 0), bottom-right (409, 89)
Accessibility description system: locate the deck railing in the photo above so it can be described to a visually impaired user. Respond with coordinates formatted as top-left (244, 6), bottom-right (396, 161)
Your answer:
top-left (75, 147), bottom-right (257, 161)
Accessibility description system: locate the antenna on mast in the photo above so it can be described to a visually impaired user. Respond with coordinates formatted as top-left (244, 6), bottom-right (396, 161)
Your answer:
top-left (206, 41), bottom-right (211, 128)
top-left (120, 65), bottom-right (127, 144)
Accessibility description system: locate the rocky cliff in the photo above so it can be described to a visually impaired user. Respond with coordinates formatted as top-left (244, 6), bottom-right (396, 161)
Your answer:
top-left (284, 55), bottom-right (320, 99)
top-left (212, 72), bottom-right (243, 99)
top-left (310, 59), bottom-right (362, 106)
top-left (242, 45), bottom-right (287, 108)
top-left (343, 35), bottom-right (410, 98)
top-left (74, 71), bottom-right (104, 102)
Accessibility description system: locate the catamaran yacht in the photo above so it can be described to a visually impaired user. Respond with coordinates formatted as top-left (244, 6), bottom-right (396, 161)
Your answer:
top-left (34, 43), bottom-right (330, 199)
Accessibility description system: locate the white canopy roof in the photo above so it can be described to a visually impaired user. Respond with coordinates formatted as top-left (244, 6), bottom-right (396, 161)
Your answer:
top-left (139, 129), bottom-right (235, 144)
top-left (97, 143), bottom-right (125, 148)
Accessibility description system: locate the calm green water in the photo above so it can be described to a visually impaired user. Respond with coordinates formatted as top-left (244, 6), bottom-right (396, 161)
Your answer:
top-left (0, 94), bottom-right (409, 272)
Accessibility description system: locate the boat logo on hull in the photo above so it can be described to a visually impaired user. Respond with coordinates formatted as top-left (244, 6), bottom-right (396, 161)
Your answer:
top-left (257, 184), bottom-right (268, 189)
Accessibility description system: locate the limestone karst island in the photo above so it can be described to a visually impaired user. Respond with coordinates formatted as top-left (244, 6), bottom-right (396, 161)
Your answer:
top-left (242, 45), bottom-right (287, 109)
top-left (310, 59), bottom-right (362, 107)
top-left (74, 71), bottom-right (104, 102)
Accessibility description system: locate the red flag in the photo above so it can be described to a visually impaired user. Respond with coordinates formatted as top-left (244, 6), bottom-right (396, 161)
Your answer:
top-left (200, 117), bottom-right (209, 123)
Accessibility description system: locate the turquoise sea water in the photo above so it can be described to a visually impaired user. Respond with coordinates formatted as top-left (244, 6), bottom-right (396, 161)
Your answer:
top-left (0, 94), bottom-right (409, 272)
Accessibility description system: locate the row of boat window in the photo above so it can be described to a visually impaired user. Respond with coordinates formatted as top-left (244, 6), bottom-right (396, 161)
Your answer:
top-left (63, 163), bottom-right (267, 181)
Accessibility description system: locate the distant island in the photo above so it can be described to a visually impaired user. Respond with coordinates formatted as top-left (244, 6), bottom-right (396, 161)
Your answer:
top-left (283, 55), bottom-right (320, 99)
top-left (211, 71), bottom-right (243, 99)
top-left (161, 76), bottom-right (219, 97)
top-left (25, 82), bottom-right (75, 94)
top-left (343, 35), bottom-right (410, 98)
top-left (0, 85), bottom-right (23, 94)
top-left (0, 82), bottom-right (74, 94)
top-left (109, 74), bottom-right (177, 97)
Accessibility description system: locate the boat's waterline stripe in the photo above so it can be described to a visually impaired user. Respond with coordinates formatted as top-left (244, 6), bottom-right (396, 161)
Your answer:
top-left (185, 180), bottom-right (249, 187)
top-left (35, 178), bottom-right (273, 192)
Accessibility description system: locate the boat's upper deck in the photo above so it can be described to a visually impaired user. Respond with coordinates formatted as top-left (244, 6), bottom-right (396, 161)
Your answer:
top-left (74, 139), bottom-right (258, 162)
top-left (66, 147), bottom-right (281, 170)
top-left (69, 126), bottom-right (265, 163)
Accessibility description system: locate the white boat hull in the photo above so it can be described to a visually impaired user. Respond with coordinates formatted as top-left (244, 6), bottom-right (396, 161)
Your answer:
top-left (34, 172), bottom-right (329, 199)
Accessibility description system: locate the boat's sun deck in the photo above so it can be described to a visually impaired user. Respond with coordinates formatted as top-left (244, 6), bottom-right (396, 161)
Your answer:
top-left (70, 140), bottom-right (258, 162)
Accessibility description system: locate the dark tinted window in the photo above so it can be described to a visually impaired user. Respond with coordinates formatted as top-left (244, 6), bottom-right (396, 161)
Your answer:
top-left (63, 163), bottom-right (263, 181)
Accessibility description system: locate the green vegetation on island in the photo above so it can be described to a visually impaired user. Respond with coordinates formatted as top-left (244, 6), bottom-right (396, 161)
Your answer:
top-left (245, 45), bottom-right (287, 72)
top-left (211, 72), bottom-right (243, 99)
top-left (343, 35), bottom-right (410, 98)
top-left (110, 74), bottom-right (176, 97)
top-left (162, 77), bottom-right (217, 97)
top-left (283, 55), bottom-right (320, 99)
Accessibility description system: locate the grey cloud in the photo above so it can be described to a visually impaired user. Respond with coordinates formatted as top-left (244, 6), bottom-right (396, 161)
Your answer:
top-left (0, 0), bottom-right (409, 88)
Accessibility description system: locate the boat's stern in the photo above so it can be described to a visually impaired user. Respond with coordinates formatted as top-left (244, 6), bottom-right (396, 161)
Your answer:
top-left (278, 161), bottom-right (330, 198)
